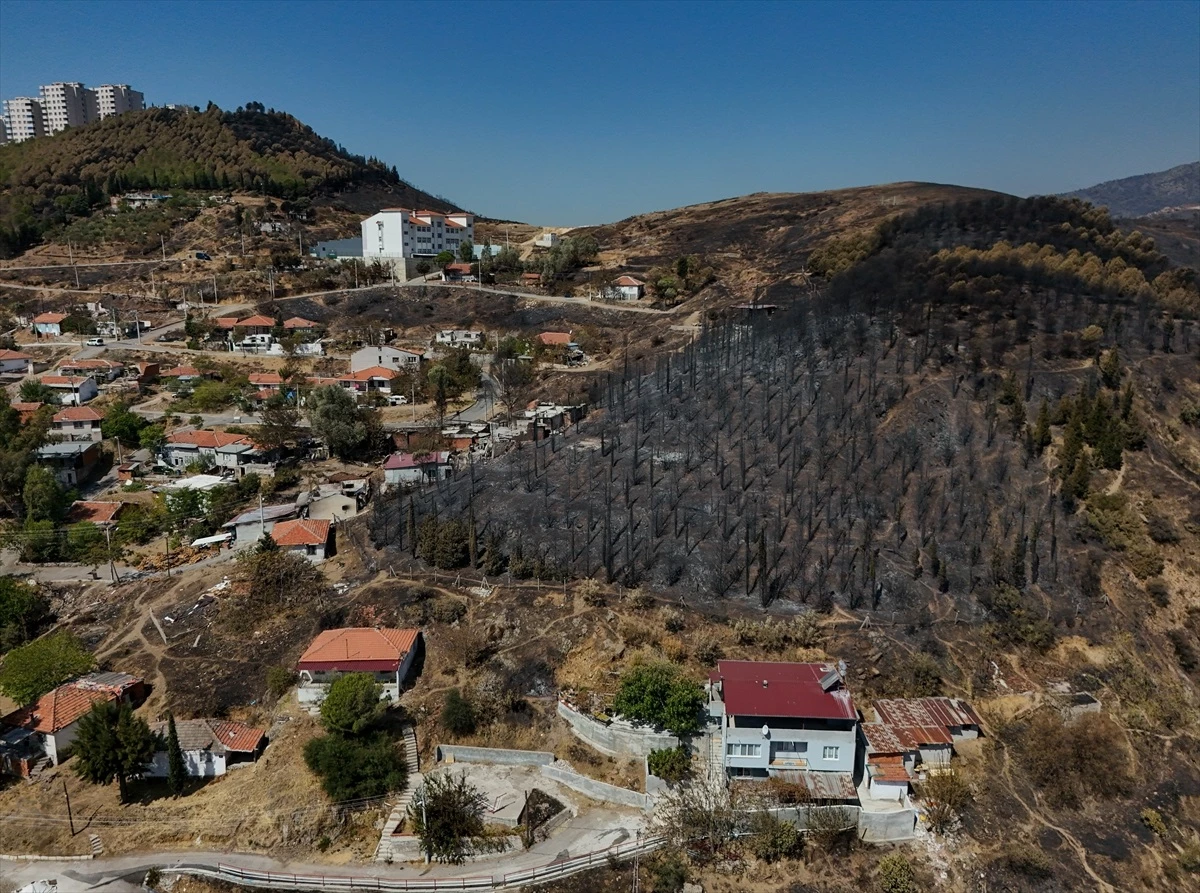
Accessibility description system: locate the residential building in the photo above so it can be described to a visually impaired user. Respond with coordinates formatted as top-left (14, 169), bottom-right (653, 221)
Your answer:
top-left (0, 116), bottom-right (8, 144)
top-left (269, 518), bottom-right (335, 561)
top-left (311, 237), bottom-right (363, 260)
top-left (537, 332), bottom-right (573, 347)
top-left (607, 275), bottom-right (646, 302)
top-left (441, 262), bottom-right (476, 283)
top-left (35, 441), bottom-right (101, 486)
top-left (222, 503), bottom-right (301, 548)
top-left (12, 402), bottom-right (45, 424)
top-left (296, 627), bottom-right (422, 707)
top-left (282, 317), bottom-right (320, 332)
top-left (146, 719), bottom-right (265, 778)
top-left (162, 429), bottom-right (275, 477)
top-left (59, 357), bottom-right (124, 381)
top-left (360, 208), bottom-right (474, 260)
top-left (872, 697), bottom-right (982, 742)
top-left (339, 366), bottom-right (402, 399)
top-left (3, 97), bottom-right (46, 142)
top-left (707, 660), bottom-right (858, 796)
top-left (534, 232), bottom-right (560, 248)
top-left (384, 451), bottom-right (452, 488)
top-left (39, 82), bottom-right (97, 134)
top-left (51, 406), bottom-right (103, 442)
top-left (110, 192), bottom-right (169, 211)
top-left (0, 673), bottom-right (144, 773)
top-left (861, 697), bottom-right (982, 802)
top-left (94, 84), bottom-right (144, 119)
top-left (32, 312), bottom-right (68, 336)
top-left (350, 344), bottom-right (423, 373)
top-left (0, 349), bottom-right (34, 374)
top-left (160, 365), bottom-right (209, 382)
top-left (435, 329), bottom-right (483, 348)
top-left (39, 376), bottom-right (98, 405)
top-left (247, 372), bottom-right (283, 390)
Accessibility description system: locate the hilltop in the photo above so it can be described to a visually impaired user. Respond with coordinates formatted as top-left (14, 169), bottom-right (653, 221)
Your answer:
top-left (1059, 160), bottom-right (1200, 218)
top-left (0, 104), bottom-right (458, 256)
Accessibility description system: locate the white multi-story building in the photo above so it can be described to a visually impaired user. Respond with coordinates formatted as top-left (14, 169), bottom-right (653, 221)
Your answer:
top-left (3, 98), bottom-right (45, 142)
top-left (39, 82), bottom-right (97, 133)
top-left (95, 84), bottom-right (145, 119)
top-left (361, 208), bottom-right (475, 260)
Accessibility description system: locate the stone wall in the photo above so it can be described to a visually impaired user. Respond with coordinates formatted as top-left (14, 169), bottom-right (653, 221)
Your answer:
top-left (557, 700), bottom-right (679, 758)
top-left (436, 745), bottom-right (555, 766)
top-left (542, 765), bottom-right (651, 810)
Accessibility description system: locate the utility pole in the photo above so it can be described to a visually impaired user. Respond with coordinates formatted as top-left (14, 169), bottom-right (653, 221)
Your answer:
top-left (420, 789), bottom-right (430, 865)
top-left (240, 229), bottom-right (246, 256)
top-left (258, 494), bottom-right (265, 540)
top-left (164, 533), bottom-right (171, 577)
top-left (104, 524), bottom-right (118, 583)
top-left (213, 275), bottom-right (218, 305)
top-left (63, 780), bottom-right (75, 835)
top-left (161, 234), bottom-right (166, 261)
top-left (69, 240), bottom-right (81, 289)
top-left (269, 268), bottom-right (276, 299)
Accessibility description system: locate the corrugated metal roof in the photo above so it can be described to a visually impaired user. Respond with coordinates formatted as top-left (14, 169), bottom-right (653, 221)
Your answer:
top-left (873, 697), bottom-right (982, 731)
top-left (714, 661), bottom-right (856, 721)
top-left (861, 721), bottom-right (952, 753)
top-left (771, 770), bottom-right (858, 800)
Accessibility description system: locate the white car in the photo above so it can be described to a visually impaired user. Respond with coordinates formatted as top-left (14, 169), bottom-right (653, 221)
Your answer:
top-left (85, 337), bottom-right (104, 346)
top-left (387, 395), bottom-right (409, 406)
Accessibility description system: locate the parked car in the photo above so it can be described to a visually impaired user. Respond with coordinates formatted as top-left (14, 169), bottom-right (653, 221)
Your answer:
top-left (387, 395), bottom-right (409, 406)
top-left (85, 337), bottom-right (104, 346)
top-left (195, 251), bottom-right (212, 261)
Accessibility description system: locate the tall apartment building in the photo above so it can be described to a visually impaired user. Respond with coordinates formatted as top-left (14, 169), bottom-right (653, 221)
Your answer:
top-left (39, 82), bottom-right (98, 134)
top-left (2, 97), bottom-right (46, 142)
top-left (360, 209), bottom-right (475, 259)
top-left (95, 84), bottom-right (145, 119)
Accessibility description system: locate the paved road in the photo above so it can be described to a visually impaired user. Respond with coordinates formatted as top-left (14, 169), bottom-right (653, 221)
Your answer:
top-left (3, 807), bottom-right (643, 892)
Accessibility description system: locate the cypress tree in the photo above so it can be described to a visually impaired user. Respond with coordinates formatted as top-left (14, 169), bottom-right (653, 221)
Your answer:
top-left (1033, 400), bottom-right (1052, 455)
top-left (166, 712), bottom-right (187, 797)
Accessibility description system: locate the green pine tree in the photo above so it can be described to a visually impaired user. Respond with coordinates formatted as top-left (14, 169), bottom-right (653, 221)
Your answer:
top-left (166, 712), bottom-right (187, 797)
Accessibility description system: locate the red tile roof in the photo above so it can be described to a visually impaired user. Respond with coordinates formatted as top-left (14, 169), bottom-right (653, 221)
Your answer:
top-left (270, 518), bottom-right (331, 547)
top-left (214, 317), bottom-right (240, 329)
top-left (248, 372), bottom-right (283, 385)
top-left (282, 317), bottom-right (318, 329)
top-left (68, 501), bottom-right (124, 524)
top-left (341, 365), bottom-right (398, 382)
top-left (2, 685), bottom-right (116, 734)
top-left (166, 430), bottom-right (252, 449)
top-left (0, 349), bottom-right (32, 361)
top-left (615, 275), bottom-right (644, 287)
top-left (12, 402), bottom-right (44, 417)
top-left (62, 358), bottom-right (123, 370)
top-left (149, 718), bottom-right (265, 754)
top-left (873, 697), bottom-right (982, 732)
top-left (297, 627), bottom-right (420, 672)
top-left (161, 365), bottom-right (203, 377)
top-left (53, 406), bottom-right (102, 423)
top-left (40, 375), bottom-right (93, 387)
top-left (237, 314), bottom-right (276, 328)
top-left (538, 332), bottom-right (572, 346)
top-left (33, 312), bottom-right (68, 324)
top-left (444, 263), bottom-right (473, 273)
top-left (712, 660), bottom-right (856, 721)
top-left (868, 754), bottom-right (912, 783)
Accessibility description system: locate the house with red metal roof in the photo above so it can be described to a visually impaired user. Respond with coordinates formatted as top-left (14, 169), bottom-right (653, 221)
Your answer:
top-left (860, 697), bottom-right (982, 802)
top-left (707, 660), bottom-right (858, 796)
top-left (269, 518), bottom-right (334, 561)
top-left (146, 718), bottom-right (266, 778)
top-left (296, 627), bottom-right (423, 707)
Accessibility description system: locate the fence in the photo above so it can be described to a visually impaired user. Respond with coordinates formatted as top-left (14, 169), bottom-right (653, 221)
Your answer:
top-left (187, 835), bottom-right (665, 891)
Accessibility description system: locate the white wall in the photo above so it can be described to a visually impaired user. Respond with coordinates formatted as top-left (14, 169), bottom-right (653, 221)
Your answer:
top-left (723, 722), bottom-right (857, 776)
top-left (147, 749), bottom-right (228, 777)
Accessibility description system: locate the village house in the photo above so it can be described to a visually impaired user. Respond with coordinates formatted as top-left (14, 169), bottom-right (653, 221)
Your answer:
top-left (235, 314), bottom-right (277, 336)
top-left (441, 262), bottom-right (476, 283)
top-left (32, 312), bottom-right (68, 336)
top-left (537, 331), bottom-right (573, 348)
top-left (12, 402), bottom-right (45, 423)
top-left (521, 272), bottom-right (542, 287)
top-left (607, 275), bottom-right (646, 301)
top-left (296, 627), bottom-right (423, 707)
top-left (282, 316), bottom-right (320, 333)
top-left (435, 329), bottom-right (484, 348)
top-left (39, 375), bottom-right (98, 405)
top-left (67, 500), bottom-right (126, 526)
top-left (161, 429), bottom-right (277, 477)
top-left (222, 502), bottom-right (301, 547)
top-left (248, 372), bottom-right (283, 390)
top-left (0, 349), bottom-right (34, 374)
top-left (707, 660), bottom-right (858, 798)
top-left (269, 518), bottom-right (334, 561)
top-left (350, 345), bottom-right (423, 373)
top-left (35, 440), bottom-right (101, 486)
top-left (51, 405), bottom-right (103, 441)
top-left (160, 365), bottom-right (210, 383)
top-left (383, 450), bottom-right (452, 487)
top-left (59, 357), bottom-right (124, 381)
top-left (146, 719), bottom-right (266, 778)
top-left (860, 697), bottom-right (983, 801)
top-left (339, 366), bottom-right (401, 398)
top-left (0, 673), bottom-right (145, 774)
top-left (132, 361), bottom-right (160, 386)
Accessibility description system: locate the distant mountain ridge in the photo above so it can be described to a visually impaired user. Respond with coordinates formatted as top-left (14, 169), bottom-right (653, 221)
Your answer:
top-left (1058, 161), bottom-right (1199, 218)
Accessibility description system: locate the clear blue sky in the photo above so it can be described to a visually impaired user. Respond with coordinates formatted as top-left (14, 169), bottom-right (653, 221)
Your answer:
top-left (2, 0), bottom-right (1197, 224)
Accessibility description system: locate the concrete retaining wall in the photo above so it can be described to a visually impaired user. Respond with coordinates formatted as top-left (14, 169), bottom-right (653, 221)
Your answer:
top-left (541, 765), bottom-right (651, 810)
top-left (377, 834), bottom-right (523, 862)
top-left (858, 807), bottom-right (919, 842)
top-left (436, 745), bottom-right (554, 767)
top-left (557, 701), bottom-right (678, 758)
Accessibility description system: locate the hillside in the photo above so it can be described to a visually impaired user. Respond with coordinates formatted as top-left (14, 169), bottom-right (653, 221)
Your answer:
top-left (1059, 161), bottom-right (1200, 218)
top-left (367, 195), bottom-right (1200, 890)
top-left (0, 105), bottom-right (458, 257)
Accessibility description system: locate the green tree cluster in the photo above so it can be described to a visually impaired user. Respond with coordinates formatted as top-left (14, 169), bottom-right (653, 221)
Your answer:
top-left (407, 770), bottom-right (506, 864)
top-left (612, 663), bottom-right (704, 738)
top-left (73, 700), bottom-right (158, 803)
top-left (0, 578), bottom-right (50, 653)
top-left (0, 629), bottom-right (95, 705)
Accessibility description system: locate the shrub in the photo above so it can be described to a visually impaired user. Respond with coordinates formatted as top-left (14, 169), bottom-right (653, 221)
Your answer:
top-left (1020, 711), bottom-right (1133, 806)
top-left (647, 746), bottom-right (692, 784)
top-left (320, 673), bottom-right (384, 735)
top-left (1146, 578), bottom-right (1171, 608)
top-left (646, 852), bottom-right (689, 893)
top-left (918, 769), bottom-right (970, 832)
top-left (303, 732), bottom-right (408, 801)
top-left (577, 578), bottom-right (606, 607)
top-left (732, 613), bottom-right (823, 650)
top-left (1141, 807), bottom-right (1169, 837)
top-left (612, 663), bottom-right (704, 738)
top-left (877, 852), bottom-right (918, 893)
top-left (0, 630), bottom-right (95, 705)
top-left (1167, 629), bottom-right (1199, 674)
top-left (998, 843), bottom-right (1052, 878)
top-left (430, 598), bottom-right (467, 624)
top-left (749, 813), bottom-right (803, 863)
top-left (1146, 513), bottom-right (1181, 544)
top-left (442, 688), bottom-right (477, 736)
top-left (266, 666), bottom-right (297, 699)
top-left (694, 637), bottom-right (724, 666)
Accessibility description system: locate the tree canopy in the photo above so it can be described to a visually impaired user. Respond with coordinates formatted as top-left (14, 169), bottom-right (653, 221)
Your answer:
top-left (72, 699), bottom-right (158, 803)
top-left (0, 629), bottom-right (94, 705)
top-left (612, 663), bottom-right (704, 738)
top-left (320, 672), bottom-right (384, 736)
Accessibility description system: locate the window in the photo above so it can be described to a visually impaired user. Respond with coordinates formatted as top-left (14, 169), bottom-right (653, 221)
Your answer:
top-left (726, 742), bottom-right (761, 757)
top-left (822, 746), bottom-right (839, 760)
top-left (773, 741), bottom-right (807, 754)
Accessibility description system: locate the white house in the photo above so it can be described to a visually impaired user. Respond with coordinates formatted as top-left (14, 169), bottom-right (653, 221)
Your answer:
top-left (32, 312), bottom-right (68, 336)
top-left (296, 627), bottom-right (422, 708)
top-left (269, 518), bottom-right (334, 561)
top-left (0, 349), bottom-right (33, 374)
top-left (147, 719), bottom-right (265, 778)
top-left (607, 275), bottom-right (645, 302)
top-left (534, 231), bottom-right (560, 249)
top-left (361, 208), bottom-right (474, 260)
top-left (350, 345), bottom-right (423, 373)
top-left (435, 330), bottom-right (484, 348)
top-left (384, 451), bottom-right (452, 487)
top-left (162, 430), bottom-right (275, 477)
top-left (707, 660), bottom-right (858, 797)
top-left (40, 375), bottom-right (98, 405)
top-left (51, 406), bottom-right (103, 442)
top-left (221, 503), bottom-right (301, 548)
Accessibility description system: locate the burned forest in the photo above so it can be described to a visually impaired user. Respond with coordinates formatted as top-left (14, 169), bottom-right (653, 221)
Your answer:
top-left (370, 196), bottom-right (1199, 645)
